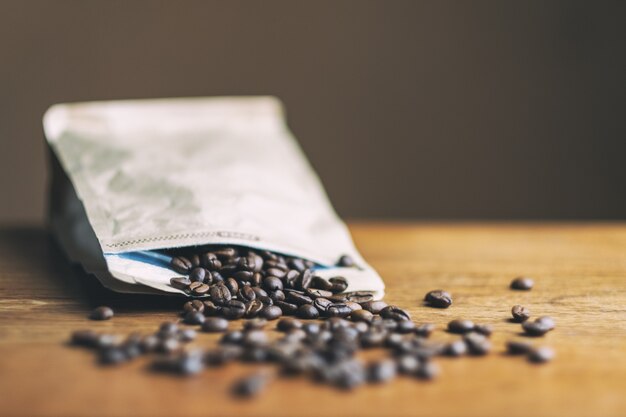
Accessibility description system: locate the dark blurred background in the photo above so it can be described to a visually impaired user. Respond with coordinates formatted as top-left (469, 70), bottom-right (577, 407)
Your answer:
top-left (1, 1), bottom-right (624, 223)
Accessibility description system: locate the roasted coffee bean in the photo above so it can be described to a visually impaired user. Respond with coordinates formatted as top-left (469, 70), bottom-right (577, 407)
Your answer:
top-left (283, 269), bottom-right (300, 288)
top-left (270, 290), bottom-right (285, 302)
top-left (396, 354), bottom-right (421, 374)
top-left (220, 330), bottom-right (245, 345)
top-left (415, 323), bottom-right (436, 338)
top-left (170, 256), bottom-right (193, 274)
top-left (297, 304), bottom-right (319, 319)
top-left (445, 340), bottom-right (468, 357)
top-left (201, 252), bottom-right (221, 270)
top-left (202, 300), bottom-right (221, 316)
top-left (326, 304), bottom-right (352, 318)
top-left (183, 300), bottom-right (205, 314)
top-left (202, 317), bottom-right (229, 333)
top-left (327, 294), bottom-right (348, 303)
top-left (224, 277), bottom-right (239, 294)
top-left (205, 345), bottom-right (243, 366)
top-left (380, 306), bottom-right (411, 321)
top-left (222, 300), bottom-right (246, 320)
top-left (328, 276), bottom-right (348, 293)
top-left (463, 332), bottom-right (492, 355)
top-left (243, 330), bottom-right (268, 346)
top-left (511, 276), bottom-right (534, 290)
top-left (210, 284), bottom-right (232, 305)
top-left (313, 297), bottom-right (333, 312)
top-left (424, 290), bottom-right (453, 308)
top-left (99, 347), bottom-right (127, 365)
top-left (474, 324), bottom-right (493, 337)
top-left (367, 359), bottom-right (397, 383)
top-left (276, 318), bottom-right (303, 332)
top-left (89, 306), bottom-right (114, 321)
top-left (337, 254), bottom-right (355, 267)
top-left (302, 322), bottom-right (321, 335)
top-left (396, 320), bottom-right (416, 334)
top-left (178, 328), bottom-right (197, 342)
top-left (244, 300), bottom-right (264, 318)
top-left (251, 287), bottom-right (268, 298)
top-left (522, 320), bottom-right (551, 336)
top-left (251, 272), bottom-right (263, 286)
top-left (306, 288), bottom-right (333, 298)
top-left (345, 301), bottom-right (362, 312)
top-left (350, 309), bottom-right (374, 323)
top-left (528, 346), bottom-right (555, 363)
top-left (238, 285), bottom-right (257, 302)
top-left (415, 360), bottom-right (439, 380)
top-left (170, 277), bottom-right (191, 290)
top-left (447, 319), bottom-right (475, 334)
top-left (210, 271), bottom-right (224, 283)
top-left (310, 276), bottom-right (333, 291)
top-left (285, 290), bottom-right (313, 306)
top-left (295, 269), bottom-right (313, 290)
top-left (259, 305), bottom-right (282, 320)
top-left (158, 337), bottom-right (181, 354)
top-left (232, 372), bottom-right (270, 397)
top-left (346, 291), bottom-right (374, 304)
top-left (288, 258), bottom-right (306, 272)
top-left (191, 283), bottom-right (210, 296)
top-left (361, 330), bottom-right (387, 348)
top-left (512, 305), bottom-right (531, 322)
top-left (506, 340), bottom-right (533, 355)
top-left (158, 322), bottom-right (179, 338)
top-left (243, 318), bottom-right (267, 331)
top-left (360, 300), bottom-right (388, 314)
top-left (266, 268), bottom-right (287, 279)
top-left (70, 330), bottom-right (99, 347)
top-left (536, 316), bottom-right (556, 331)
top-left (140, 335), bottom-right (160, 353)
top-left (189, 267), bottom-right (206, 282)
top-left (214, 247), bottom-right (237, 260)
top-left (188, 254), bottom-right (201, 268)
top-left (184, 311), bottom-right (206, 325)
top-left (233, 270), bottom-right (253, 282)
top-left (275, 301), bottom-right (298, 315)
top-left (189, 281), bottom-right (203, 291)
top-left (262, 276), bottom-right (283, 292)
top-left (152, 350), bottom-right (205, 375)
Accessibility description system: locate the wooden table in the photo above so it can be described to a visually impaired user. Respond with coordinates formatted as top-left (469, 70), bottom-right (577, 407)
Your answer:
top-left (1, 223), bottom-right (625, 417)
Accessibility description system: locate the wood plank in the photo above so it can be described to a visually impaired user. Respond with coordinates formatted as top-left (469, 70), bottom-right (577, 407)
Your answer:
top-left (0, 223), bottom-right (625, 417)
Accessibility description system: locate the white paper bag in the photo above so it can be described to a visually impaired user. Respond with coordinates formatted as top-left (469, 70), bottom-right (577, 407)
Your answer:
top-left (43, 97), bottom-right (384, 298)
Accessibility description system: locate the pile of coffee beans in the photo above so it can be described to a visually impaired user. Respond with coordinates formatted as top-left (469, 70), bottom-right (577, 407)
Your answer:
top-left (69, 248), bottom-right (556, 398)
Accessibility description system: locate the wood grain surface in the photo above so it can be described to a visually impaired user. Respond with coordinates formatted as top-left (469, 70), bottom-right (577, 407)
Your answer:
top-left (0, 223), bottom-right (625, 417)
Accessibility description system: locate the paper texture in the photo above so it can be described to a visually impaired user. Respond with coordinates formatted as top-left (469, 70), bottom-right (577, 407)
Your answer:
top-left (44, 97), bottom-right (384, 298)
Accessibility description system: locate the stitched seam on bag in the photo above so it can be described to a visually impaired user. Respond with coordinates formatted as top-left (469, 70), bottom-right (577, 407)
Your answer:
top-left (104, 231), bottom-right (261, 248)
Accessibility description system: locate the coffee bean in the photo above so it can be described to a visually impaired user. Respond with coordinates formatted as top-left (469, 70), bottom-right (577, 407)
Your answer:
top-left (152, 350), bottom-right (204, 375)
top-left (243, 318), bottom-right (267, 331)
top-left (285, 289), bottom-right (313, 306)
top-left (297, 304), bottom-right (319, 319)
top-left (522, 320), bottom-right (551, 336)
top-left (424, 290), bottom-right (452, 308)
top-left (415, 360), bottom-right (439, 380)
top-left (306, 288), bottom-right (333, 298)
top-left (310, 276), bottom-right (333, 291)
top-left (170, 277), bottom-right (191, 290)
top-left (158, 322), bottom-right (179, 338)
top-left (313, 297), bottom-right (333, 312)
top-left (445, 339), bottom-right (468, 356)
top-left (344, 301), bottom-right (362, 311)
top-left (70, 330), bottom-right (99, 347)
top-left (225, 277), bottom-right (239, 294)
top-left (337, 254), bottom-right (355, 267)
top-left (380, 306), bottom-right (411, 321)
top-left (396, 354), bottom-right (421, 374)
top-left (326, 304), bottom-right (352, 318)
top-left (140, 335), bottom-right (160, 352)
top-left (360, 300), bottom-right (388, 314)
top-left (511, 276), bottom-right (534, 290)
top-left (191, 283), bottom-right (210, 296)
top-left (447, 319), bottom-right (475, 334)
top-left (222, 300), bottom-right (246, 320)
top-left (188, 254), bottom-right (201, 268)
top-left (395, 320), bottom-right (416, 334)
top-left (178, 328), bottom-right (197, 342)
top-left (328, 277), bottom-right (348, 293)
top-left (99, 347), bottom-right (127, 365)
top-left (512, 305), bottom-right (531, 322)
top-left (276, 318), bottom-right (302, 332)
top-left (184, 311), bottom-right (206, 325)
top-left (233, 270), bottom-right (253, 282)
top-left (205, 345), bottom-right (243, 366)
top-left (360, 330), bottom-right (387, 348)
top-left (536, 316), bottom-right (556, 331)
top-left (415, 323), bottom-right (436, 338)
top-left (210, 284), bottom-right (232, 305)
top-left (260, 305), bottom-right (282, 320)
top-left (506, 340), bottom-right (533, 355)
top-left (263, 276), bottom-right (283, 292)
top-left (201, 252), bottom-right (221, 270)
top-left (463, 332), bottom-right (492, 355)
top-left (243, 330), bottom-right (268, 347)
top-left (170, 256), bottom-right (193, 274)
top-left (89, 306), bottom-right (114, 321)
top-left (474, 324), bottom-right (493, 337)
top-left (220, 330), bottom-right (245, 345)
top-left (350, 309), bottom-right (374, 323)
top-left (183, 300), bottom-right (205, 314)
top-left (158, 337), bottom-right (181, 354)
top-left (232, 372), bottom-right (270, 397)
top-left (244, 300), bottom-right (264, 318)
top-left (238, 285), bottom-right (257, 302)
top-left (202, 300), bottom-right (221, 316)
top-left (528, 346), bottom-right (555, 363)
top-left (189, 267), bottom-right (206, 282)
top-left (345, 291), bottom-right (374, 304)
top-left (275, 301), bottom-right (298, 315)
top-left (202, 317), bottom-right (229, 333)
top-left (367, 359), bottom-right (397, 383)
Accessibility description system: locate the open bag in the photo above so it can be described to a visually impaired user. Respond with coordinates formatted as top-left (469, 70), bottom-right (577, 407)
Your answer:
top-left (43, 97), bottom-right (384, 299)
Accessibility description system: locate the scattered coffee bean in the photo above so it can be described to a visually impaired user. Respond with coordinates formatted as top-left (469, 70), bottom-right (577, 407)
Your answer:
top-left (184, 311), bottom-right (206, 325)
top-left (189, 267), bottom-right (206, 282)
top-left (511, 305), bottom-right (531, 322)
top-left (396, 320), bottom-right (416, 334)
top-left (447, 319), bottom-right (475, 334)
top-left (528, 346), bottom-right (555, 363)
top-left (510, 276), bottom-right (534, 290)
top-left (297, 304), bottom-right (319, 319)
top-left (396, 354), bottom-right (421, 374)
top-left (170, 277), bottom-right (191, 290)
top-left (536, 316), bottom-right (556, 331)
top-left (183, 300), bottom-right (205, 314)
top-left (367, 359), bottom-right (397, 383)
top-left (445, 339), bottom-right (468, 357)
top-left (276, 318), bottom-right (302, 332)
top-left (463, 332), bottom-right (492, 355)
top-left (232, 372), bottom-right (270, 397)
top-left (350, 309), bottom-right (374, 323)
top-left (380, 306), bottom-right (411, 321)
top-left (170, 256), bottom-right (193, 274)
top-left (415, 360), bottom-right (439, 380)
top-left (415, 323), bottom-right (436, 338)
top-left (360, 300), bottom-right (388, 314)
top-left (474, 324), bottom-right (493, 337)
top-left (506, 340), bottom-right (533, 355)
top-left (424, 290), bottom-right (453, 308)
top-left (89, 306), bottom-right (114, 321)
top-left (522, 320), bottom-right (551, 337)
top-left (202, 317), bottom-right (229, 333)
top-left (259, 305), bottom-right (283, 320)
top-left (337, 254), bottom-right (355, 267)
